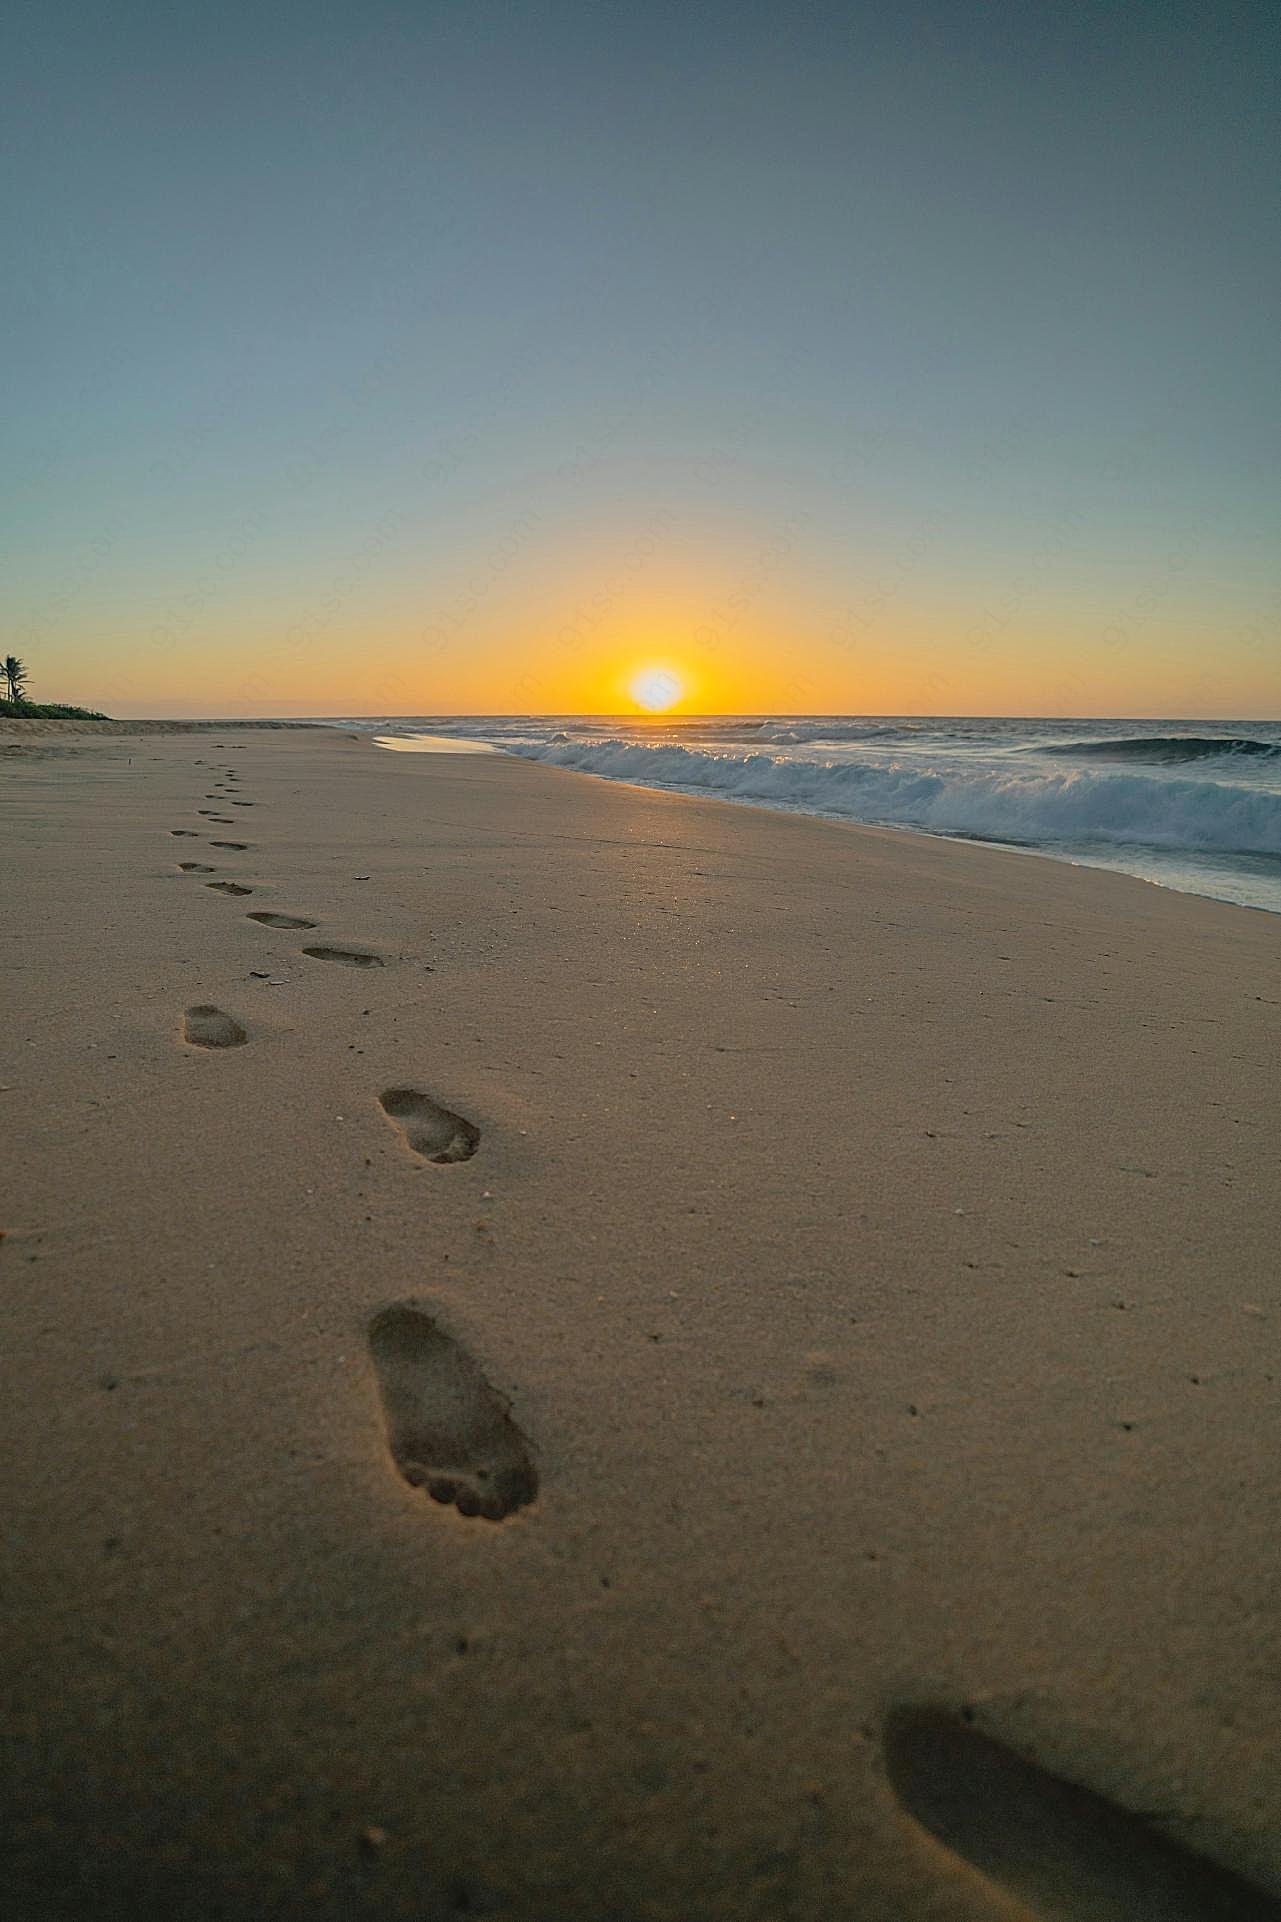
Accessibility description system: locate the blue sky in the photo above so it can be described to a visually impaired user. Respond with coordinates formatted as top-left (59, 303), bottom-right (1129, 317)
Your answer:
top-left (4, 0), bottom-right (1278, 714)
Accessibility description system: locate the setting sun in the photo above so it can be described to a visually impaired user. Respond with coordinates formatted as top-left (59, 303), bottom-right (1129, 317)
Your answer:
top-left (629, 666), bottom-right (685, 713)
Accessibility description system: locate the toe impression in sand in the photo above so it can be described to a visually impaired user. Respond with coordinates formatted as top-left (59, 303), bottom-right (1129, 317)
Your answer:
top-left (883, 1706), bottom-right (1280, 1922)
top-left (183, 1005), bottom-right (248, 1050)
top-left (379, 1087), bottom-right (479, 1163)
top-left (368, 1303), bottom-right (536, 1520)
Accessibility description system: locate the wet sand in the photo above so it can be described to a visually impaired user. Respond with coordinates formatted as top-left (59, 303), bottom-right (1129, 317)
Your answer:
top-left (3, 721), bottom-right (1279, 1919)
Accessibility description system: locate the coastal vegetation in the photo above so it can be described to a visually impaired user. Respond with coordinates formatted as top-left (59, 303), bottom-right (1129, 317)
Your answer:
top-left (1, 656), bottom-right (107, 719)
top-left (0, 699), bottom-right (110, 718)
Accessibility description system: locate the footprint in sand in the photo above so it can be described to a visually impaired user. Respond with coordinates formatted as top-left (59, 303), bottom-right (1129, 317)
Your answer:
top-left (183, 1005), bottom-right (247, 1049)
top-left (302, 945), bottom-right (383, 968)
top-left (368, 1303), bottom-right (536, 1520)
top-left (883, 1706), bottom-right (1279, 1921)
top-left (170, 829), bottom-right (200, 838)
top-left (247, 911), bottom-right (316, 929)
top-left (206, 880), bottom-right (253, 896)
top-left (230, 800), bottom-right (255, 807)
top-left (379, 1087), bottom-right (480, 1163)
top-left (196, 809), bottom-right (220, 817)
top-left (210, 840), bottom-right (252, 851)
top-left (178, 861), bottom-right (217, 873)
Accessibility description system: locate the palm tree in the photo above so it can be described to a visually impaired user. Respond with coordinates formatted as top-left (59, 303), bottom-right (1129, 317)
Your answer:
top-left (3, 656), bottom-right (29, 704)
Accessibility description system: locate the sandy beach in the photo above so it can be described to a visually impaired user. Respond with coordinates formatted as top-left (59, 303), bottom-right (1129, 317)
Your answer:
top-left (3, 720), bottom-right (1280, 1920)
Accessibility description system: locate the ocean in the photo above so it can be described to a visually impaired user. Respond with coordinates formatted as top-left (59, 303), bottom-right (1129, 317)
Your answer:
top-left (347, 716), bottom-right (1281, 916)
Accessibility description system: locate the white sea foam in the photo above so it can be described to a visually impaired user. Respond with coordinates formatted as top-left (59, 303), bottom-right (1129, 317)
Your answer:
top-left (510, 739), bottom-right (1281, 857)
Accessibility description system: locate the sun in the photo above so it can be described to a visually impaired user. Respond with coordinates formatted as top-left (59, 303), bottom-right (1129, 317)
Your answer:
top-left (629, 665), bottom-right (685, 713)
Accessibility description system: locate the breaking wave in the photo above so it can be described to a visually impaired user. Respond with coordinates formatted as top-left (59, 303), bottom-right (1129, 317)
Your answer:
top-left (512, 739), bottom-right (1281, 857)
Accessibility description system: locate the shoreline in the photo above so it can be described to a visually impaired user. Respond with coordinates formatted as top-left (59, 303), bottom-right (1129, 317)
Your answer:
top-left (371, 720), bottom-right (1281, 921)
top-left (16, 713), bottom-right (1275, 918)
top-left (457, 752), bottom-right (1281, 922)
top-left (3, 724), bottom-right (1280, 1917)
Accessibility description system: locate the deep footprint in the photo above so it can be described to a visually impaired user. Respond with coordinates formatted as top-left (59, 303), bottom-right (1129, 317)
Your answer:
top-left (170, 829), bottom-right (199, 837)
top-left (207, 881), bottom-right (253, 896)
top-left (210, 840), bottom-right (251, 850)
top-left (379, 1087), bottom-right (480, 1163)
top-left (301, 945), bottom-right (383, 968)
top-left (178, 861), bottom-right (217, 873)
top-left (247, 911), bottom-right (316, 929)
top-left (883, 1707), bottom-right (1280, 1922)
top-left (368, 1303), bottom-right (536, 1520)
top-left (183, 1005), bottom-right (247, 1049)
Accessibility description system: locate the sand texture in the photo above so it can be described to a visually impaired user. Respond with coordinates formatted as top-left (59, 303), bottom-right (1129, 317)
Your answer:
top-left (2, 724), bottom-right (1280, 1919)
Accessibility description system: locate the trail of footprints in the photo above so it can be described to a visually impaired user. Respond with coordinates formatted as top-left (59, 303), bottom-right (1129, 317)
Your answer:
top-left (173, 758), bottom-right (511, 1525)
top-left (168, 755), bottom-right (1280, 1916)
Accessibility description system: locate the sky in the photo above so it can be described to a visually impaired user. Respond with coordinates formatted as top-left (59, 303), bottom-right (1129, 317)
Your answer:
top-left (4, 0), bottom-right (1278, 717)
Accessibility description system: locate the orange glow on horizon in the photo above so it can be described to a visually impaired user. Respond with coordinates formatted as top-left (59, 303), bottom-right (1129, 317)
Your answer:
top-left (31, 579), bottom-right (1281, 721)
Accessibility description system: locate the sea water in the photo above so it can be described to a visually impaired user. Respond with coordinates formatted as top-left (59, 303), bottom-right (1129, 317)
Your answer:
top-left (348, 716), bottom-right (1281, 916)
